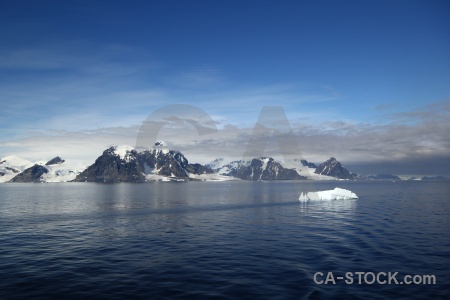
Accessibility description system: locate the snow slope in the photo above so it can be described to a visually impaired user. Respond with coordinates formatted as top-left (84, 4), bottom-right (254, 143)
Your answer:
top-left (0, 155), bottom-right (34, 183)
top-left (272, 158), bottom-right (336, 180)
top-left (40, 162), bottom-right (82, 182)
top-left (112, 145), bottom-right (136, 161)
top-left (216, 160), bottom-right (251, 175)
top-left (187, 172), bottom-right (238, 181)
top-left (205, 158), bottom-right (225, 171)
top-left (0, 155), bottom-right (84, 183)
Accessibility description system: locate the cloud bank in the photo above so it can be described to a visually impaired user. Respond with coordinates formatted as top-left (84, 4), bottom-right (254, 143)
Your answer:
top-left (2, 99), bottom-right (449, 175)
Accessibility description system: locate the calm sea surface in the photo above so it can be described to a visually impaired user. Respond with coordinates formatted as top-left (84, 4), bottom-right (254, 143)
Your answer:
top-left (0, 181), bottom-right (449, 299)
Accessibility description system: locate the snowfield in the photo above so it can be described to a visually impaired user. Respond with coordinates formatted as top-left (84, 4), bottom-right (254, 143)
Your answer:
top-left (281, 158), bottom-right (336, 180)
top-left (0, 155), bottom-right (83, 183)
top-left (41, 163), bottom-right (81, 183)
top-left (187, 173), bottom-right (238, 181)
top-left (0, 155), bottom-right (34, 183)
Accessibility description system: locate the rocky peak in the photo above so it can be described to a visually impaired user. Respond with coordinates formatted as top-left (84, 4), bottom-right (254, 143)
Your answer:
top-left (314, 157), bottom-right (356, 179)
top-left (300, 159), bottom-right (317, 169)
top-left (205, 158), bottom-right (224, 171)
top-left (45, 156), bottom-right (65, 165)
top-left (105, 145), bottom-right (138, 162)
top-left (9, 164), bottom-right (49, 183)
top-left (74, 145), bottom-right (213, 183)
top-left (154, 141), bottom-right (166, 147)
top-left (222, 157), bottom-right (306, 180)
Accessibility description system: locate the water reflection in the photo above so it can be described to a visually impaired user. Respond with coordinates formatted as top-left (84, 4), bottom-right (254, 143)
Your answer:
top-left (297, 199), bottom-right (357, 216)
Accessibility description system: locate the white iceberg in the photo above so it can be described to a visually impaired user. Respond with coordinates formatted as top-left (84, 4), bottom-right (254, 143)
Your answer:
top-left (299, 187), bottom-right (358, 202)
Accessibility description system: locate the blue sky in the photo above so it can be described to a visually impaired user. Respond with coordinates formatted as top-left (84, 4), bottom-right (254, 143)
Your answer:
top-left (1, 0), bottom-right (449, 174)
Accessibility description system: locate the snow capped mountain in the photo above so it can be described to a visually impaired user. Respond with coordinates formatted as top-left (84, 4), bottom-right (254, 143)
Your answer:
top-left (74, 145), bottom-right (216, 183)
top-left (0, 155), bottom-right (34, 183)
top-left (45, 156), bottom-right (65, 165)
top-left (239, 157), bottom-right (306, 180)
top-left (1, 148), bottom-right (400, 183)
top-left (7, 156), bottom-right (81, 183)
top-left (217, 157), bottom-right (306, 180)
top-left (215, 157), bottom-right (340, 180)
top-left (216, 160), bottom-right (250, 175)
top-left (205, 158), bottom-right (225, 171)
top-left (281, 158), bottom-right (336, 180)
top-left (111, 145), bottom-right (136, 161)
top-left (314, 157), bottom-right (356, 179)
top-left (9, 164), bottom-right (49, 183)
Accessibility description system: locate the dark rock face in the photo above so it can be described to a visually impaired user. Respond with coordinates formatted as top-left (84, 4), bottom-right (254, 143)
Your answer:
top-left (74, 147), bottom-right (213, 183)
top-left (300, 159), bottom-right (317, 169)
top-left (6, 167), bottom-right (20, 173)
top-left (0, 171), bottom-right (4, 176)
top-left (9, 164), bottom-right (49, 183)
top-left (137, 149), bottom-right (205, 178)
top-left (314, 157), bottom-right (356, 179)
top-left (75, 148), bottom-right (144, 183)
top-left (217, 160), bottom-right (247, 176)
top-left (45, 156), bottom-right (65, 165)
top-left (225, 157), bottom-right (306, 180)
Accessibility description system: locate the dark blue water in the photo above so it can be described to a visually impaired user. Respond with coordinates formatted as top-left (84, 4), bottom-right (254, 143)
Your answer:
top-left (1, 181), bottom-right (449, 299)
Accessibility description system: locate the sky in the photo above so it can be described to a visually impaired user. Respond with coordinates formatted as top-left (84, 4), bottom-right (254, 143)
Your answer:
top-left (1, 0), bottom-right (449, 175)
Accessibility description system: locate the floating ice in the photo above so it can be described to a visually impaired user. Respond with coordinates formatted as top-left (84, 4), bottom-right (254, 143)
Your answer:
top-left (299, 187), bottom-right (358, 202)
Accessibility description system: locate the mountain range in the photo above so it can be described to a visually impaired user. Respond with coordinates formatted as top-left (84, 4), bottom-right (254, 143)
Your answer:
top-left (5, 155), bottom-right (80, 183)
top-left (1, 144), bottom-right (447, 183)
top-left (74, 145), bottom-right (217, 183)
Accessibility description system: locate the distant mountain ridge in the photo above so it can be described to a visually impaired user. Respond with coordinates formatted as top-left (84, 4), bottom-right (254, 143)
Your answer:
top-left (218, 157), bottom-right (306, 180)
top-left (3, 146), bottom-right (447, 183)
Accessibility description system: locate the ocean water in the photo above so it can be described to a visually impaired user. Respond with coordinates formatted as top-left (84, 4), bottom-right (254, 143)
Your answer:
top-left (0, 181), bottom-right (449, 299)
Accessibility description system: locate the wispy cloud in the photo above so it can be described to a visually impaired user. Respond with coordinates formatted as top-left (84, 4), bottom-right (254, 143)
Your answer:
top-left (2, 99), bottom-right (449, 175)
top-left (2, 41), bottom-right (448, 175)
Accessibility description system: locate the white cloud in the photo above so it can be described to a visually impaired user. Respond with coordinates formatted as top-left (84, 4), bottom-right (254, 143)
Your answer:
top-left (2, 99), bottom-right (449, 176)
top-left (1, 41), bottom-right (448, 174)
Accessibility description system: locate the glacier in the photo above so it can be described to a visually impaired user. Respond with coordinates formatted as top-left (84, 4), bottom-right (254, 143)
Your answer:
top-left (299, 187), bottom-right (358, 202)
